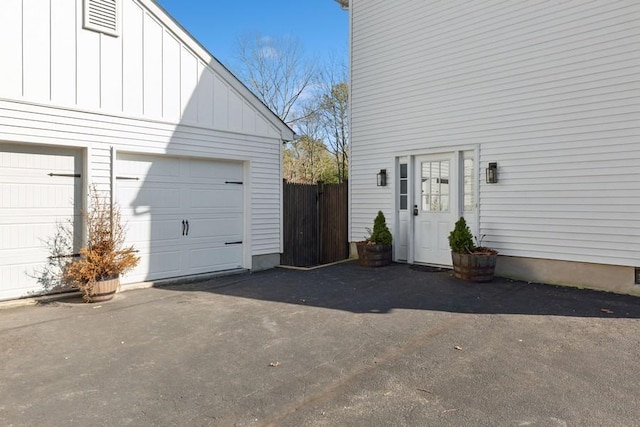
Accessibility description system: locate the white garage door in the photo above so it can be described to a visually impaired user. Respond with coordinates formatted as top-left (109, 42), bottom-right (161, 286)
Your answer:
top-left (116, 153), bottom-right (244, 284)
top-left (0, 144), bottom-right (82, 300)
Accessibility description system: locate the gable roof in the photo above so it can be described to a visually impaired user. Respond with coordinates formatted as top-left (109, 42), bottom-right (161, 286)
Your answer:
top-left (146, 0), bottom-right (295, 141)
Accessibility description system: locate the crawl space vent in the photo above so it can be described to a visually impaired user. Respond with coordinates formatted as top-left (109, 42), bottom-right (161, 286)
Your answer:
top-left (84, 0), bottom-right (119, 37)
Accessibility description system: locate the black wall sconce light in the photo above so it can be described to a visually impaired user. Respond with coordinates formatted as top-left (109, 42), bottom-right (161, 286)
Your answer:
top-left (377, 169), bottom-right (387, 186)
top-left (486, 162), bottom-right (498, 184)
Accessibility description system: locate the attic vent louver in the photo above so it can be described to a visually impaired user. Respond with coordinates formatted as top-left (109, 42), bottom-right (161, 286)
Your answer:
top-left (84, 0), bottom-right (120, 37)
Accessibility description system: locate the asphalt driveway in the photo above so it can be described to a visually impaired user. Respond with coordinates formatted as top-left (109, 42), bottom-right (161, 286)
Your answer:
top-left (2, 262), bottom-right (640, 426)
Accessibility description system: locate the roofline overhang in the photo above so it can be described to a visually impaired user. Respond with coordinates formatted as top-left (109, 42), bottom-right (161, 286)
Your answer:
top-left (334, 0), bottom-right (349, 10)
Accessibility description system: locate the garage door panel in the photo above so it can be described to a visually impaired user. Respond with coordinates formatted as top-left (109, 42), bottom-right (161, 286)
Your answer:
top-left (187, 246), bottom-right (243, 272)
top-left (189, 188), bottom-right (242, 210)
top-left (1, 262), bottom-right (46, 296)
top-left (117, 153), bottom-right (244, 283)
top-left (126, 248), bottom-right (182, 282)
top-left (188, 158), bottom-right (243, 181)
top-left (1, 182), bottom-right (77, 209)
top-left (117, 153), bottom-right (180, 181)
top-left (125, 217), bottom-right (182, 247)
top-left (1, 144), bottom-right (82, 299)
top-left (1, 222), bottom-right (73, 250)
top-left (187, 217), bottom-right (242, 241)
top-left (119, 186), bottom-right (182, 212)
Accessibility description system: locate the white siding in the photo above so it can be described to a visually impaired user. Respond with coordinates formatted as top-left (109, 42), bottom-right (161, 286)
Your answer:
top-left (162, 31), bottom-right (181, 122)
top-left (0, 0), bottom-right (293, 294)
top-left (143, 13), bottom-right (163, 119)
top-left (0, 100), bottom-right (283, 256)
top-left (350, 0), bottom-right (640, 266)
top-left (22, 0), bottom-right (50, 102)
top-left (0, 0), bottom-right (285, 140)
top-left (51, 0), bottom-right (77, 106)
top-left (0, 0), bottom-right (23, 99)
top-left (122, 0), bottom-right (144, 115)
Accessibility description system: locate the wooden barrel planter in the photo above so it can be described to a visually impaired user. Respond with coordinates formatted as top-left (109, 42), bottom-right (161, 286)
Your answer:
top-left (451, 251), bottom-right (498, 282)
top-left (357, 242), bottom-right (392, 267)
top-left (87, 277), bottom-right (120, 302)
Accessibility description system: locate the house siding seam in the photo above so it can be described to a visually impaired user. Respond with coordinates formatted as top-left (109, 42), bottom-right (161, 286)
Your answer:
top-left (350, 0), bottom-right (640, 267)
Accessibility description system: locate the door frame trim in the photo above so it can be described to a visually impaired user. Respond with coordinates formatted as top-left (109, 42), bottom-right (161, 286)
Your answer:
top-left (396, 146), bottom-right (479, 265)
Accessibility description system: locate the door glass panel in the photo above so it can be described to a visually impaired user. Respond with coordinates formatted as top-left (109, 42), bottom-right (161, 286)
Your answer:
top-left (399, 163), bottom-right (408, 210)
top-left (463, 158), bottom-right (475, 212)
top-left (421, 160), bottom-right (450, 212)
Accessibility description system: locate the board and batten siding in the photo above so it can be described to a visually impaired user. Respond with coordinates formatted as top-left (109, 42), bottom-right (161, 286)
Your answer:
top-left (350, 0), bottom-right (640, 266)
top-left (0, 0), bottom-right (291, 259)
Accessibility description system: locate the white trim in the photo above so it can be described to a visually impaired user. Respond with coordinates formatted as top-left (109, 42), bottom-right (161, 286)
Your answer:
top-left (472, 146), bottom-right (480, 244)
top-left (279, 140), bottom-right (284, 254)
top-left (407, 155), bottom-right (415, 264)
top-left (393, 144), bottom-right (479, 159)
top-left (243, 160), bottom-right (252, 270)
top-left (110, 145), bottom-right (116, 210)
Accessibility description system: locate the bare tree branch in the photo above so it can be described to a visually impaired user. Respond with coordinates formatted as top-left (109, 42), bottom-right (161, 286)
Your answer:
top-left (233, 33), bottom-right (318, 126)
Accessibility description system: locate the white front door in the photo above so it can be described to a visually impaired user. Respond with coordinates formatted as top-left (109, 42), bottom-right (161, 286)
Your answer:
top-left (413, 153), bottom-right (458, 265)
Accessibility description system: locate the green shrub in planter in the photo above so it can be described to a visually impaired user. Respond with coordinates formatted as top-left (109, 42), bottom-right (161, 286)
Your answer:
top-left (448, 216), bottom-right (498, 282)
top-left (448, 216), bottom-right (474, 254)
top-left (357, 211), bottom-right (393, 267)
top-left (370, 211), bottom-right (393, 246)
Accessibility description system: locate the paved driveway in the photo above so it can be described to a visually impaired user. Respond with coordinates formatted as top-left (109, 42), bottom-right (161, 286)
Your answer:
top-left (2, 262), bottom-right (640, 426)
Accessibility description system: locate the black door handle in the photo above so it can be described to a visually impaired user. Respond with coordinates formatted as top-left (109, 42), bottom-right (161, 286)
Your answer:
top-left (185, 220), bottom-right (189, 236)
top-left (182, 220), bottom-right (186, 236)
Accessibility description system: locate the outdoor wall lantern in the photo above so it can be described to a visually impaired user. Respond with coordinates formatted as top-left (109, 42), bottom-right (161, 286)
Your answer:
top-left (377, 169), bottom-right (387, 186)
top-left (486, 162), bottom-right (498, 184)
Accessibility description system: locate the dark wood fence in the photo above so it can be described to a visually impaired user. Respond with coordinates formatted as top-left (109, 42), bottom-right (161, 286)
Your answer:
top-left (281, 181), bottom-right (348, 267)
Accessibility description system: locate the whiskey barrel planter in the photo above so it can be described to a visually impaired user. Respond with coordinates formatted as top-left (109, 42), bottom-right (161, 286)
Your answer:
top-left (357, 242), bottom-right (392, 267)
top-left (86, 277), bottom-right (120, 302)
top-left (451, 251), bottom-right (498, 282)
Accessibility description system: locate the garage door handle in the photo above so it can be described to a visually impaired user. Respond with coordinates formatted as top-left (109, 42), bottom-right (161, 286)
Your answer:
top-left (182, 220), bottom-right (186, 236)
top-left (225, 241), bottom-right (242, 245)
top-left (185, 220), bottom-right (190, 236)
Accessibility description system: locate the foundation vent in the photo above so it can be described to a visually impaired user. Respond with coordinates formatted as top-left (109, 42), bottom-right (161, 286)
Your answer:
top-left (635, 268), bottom-right (640, 285)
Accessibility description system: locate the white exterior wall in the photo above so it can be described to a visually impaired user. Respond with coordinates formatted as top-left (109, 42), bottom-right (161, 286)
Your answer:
top-left (0, 0), bottom-right (292, 260)
top-left (350, 0), bottom-right (640, 267)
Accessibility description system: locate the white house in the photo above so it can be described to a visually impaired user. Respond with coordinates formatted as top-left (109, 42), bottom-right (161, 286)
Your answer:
top-left (343, 0), bottom-right (640, 295)
top-left (0, 0), bottom-right (294, 300)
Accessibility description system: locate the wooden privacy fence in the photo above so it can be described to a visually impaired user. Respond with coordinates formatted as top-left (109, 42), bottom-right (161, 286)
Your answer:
top-left (281, 181), bottom-right (348, 267)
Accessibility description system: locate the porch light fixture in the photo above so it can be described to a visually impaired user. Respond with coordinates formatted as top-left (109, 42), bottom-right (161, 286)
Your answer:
top-left (377, 169), bottom-right (387, 186)
top-left (486, 162), bottom-right (498, 184)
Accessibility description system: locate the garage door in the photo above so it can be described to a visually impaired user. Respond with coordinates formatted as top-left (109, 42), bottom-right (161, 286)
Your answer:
top-left (0, 144), bottom-right (82, 300)
top-left (116, 153), bottom-right (244, 284)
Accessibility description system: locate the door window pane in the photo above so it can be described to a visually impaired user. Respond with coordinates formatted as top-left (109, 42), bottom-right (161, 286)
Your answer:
top-left (421, 160), bottom-right (449, 212)
top-left (398, 163), bottom-right (408, 210)
top-left (400, 163), bottom-right (408, 179)
top-left (463, 158), bottom-right (474, 212)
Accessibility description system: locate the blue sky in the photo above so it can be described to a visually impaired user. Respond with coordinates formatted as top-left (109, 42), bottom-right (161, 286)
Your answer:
top-left (154, 0), bottom-right (348, 68)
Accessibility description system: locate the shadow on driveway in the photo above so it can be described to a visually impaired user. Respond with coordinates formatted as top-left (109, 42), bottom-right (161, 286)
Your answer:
top-left (157, 261), bottom-right (640, 318)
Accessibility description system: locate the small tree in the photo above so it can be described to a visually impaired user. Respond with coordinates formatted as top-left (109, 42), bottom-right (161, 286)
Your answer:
top-left (448, 217), bottom-right (474, 253)
top-left (369, 211), bottom-right (392, 246)
top-left (63, 187), bottom-right (139, 301)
